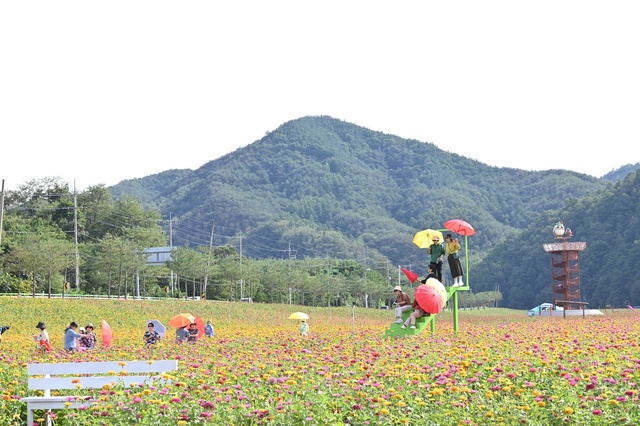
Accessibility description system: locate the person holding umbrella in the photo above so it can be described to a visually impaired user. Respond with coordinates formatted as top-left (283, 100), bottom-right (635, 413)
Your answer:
top-left (187, 322), bottom-right (199, 343)
top-left (445, 233), bottom-right (464, 287)
top-left (175, 326), bottom-right (189, 344)
top-left (401, 297), bottom-right (429, 329)
top-left (299, 319), bottom-right (309, 336)
top-left (427, 235), bottom-right (446, 282)
top-left (143, 322), bottom-right (161, 347)
top-left (402, 264), bottom-right (437, 328)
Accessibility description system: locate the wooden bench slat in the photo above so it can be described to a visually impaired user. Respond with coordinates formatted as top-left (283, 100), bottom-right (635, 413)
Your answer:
top-left (28, 375), bottom-right (167, 390)
top-left (28, 360), bottom-right (178, 376)
top-left (24, 359), bottom-right (178, 426)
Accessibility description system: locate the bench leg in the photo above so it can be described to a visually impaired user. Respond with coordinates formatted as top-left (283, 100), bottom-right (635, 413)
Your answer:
top-left (27, 403), bottom-right (53, 426)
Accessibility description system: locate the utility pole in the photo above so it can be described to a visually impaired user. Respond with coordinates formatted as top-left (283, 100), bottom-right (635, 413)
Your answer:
top-left (73, 181), bottom-right (80, 290)
top-left (239, 235), bottom-right (243, 299)
top-left (204, 221), bottom-right (214, 297)
top-left (169, 212), bottom-right (174, 294)
top-left (0, 179), bottom-right (4, 248)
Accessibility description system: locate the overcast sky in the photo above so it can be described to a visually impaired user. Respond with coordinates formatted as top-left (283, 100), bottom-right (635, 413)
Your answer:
top-left (1, 1), bottom-right (639, 192)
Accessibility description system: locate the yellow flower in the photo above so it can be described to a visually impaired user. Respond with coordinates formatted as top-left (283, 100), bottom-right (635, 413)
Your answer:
top-left (563, 407), bottom-right (574, 415)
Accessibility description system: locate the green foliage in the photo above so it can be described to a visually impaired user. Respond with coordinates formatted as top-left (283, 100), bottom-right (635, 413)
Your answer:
top-left (473, 170), bottom-right (640, 310)
top-left (3, 118), bottom-right (639, 310)
top-left (111, 116), bottom-right (610, 273)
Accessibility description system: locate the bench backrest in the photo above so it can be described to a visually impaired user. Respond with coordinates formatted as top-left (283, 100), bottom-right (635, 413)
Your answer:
top-left (28, 360), bottom-right (178, 391)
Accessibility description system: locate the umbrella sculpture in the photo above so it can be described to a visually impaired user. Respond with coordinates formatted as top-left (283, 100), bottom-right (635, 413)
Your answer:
top-left (147, 319), bottom-right (167, 338)
top-left (101, 319), bottom-right (112, 348)
top-left (443, 219), bottom-right (475, 287)
top-left (423, 277), bottom-right (447, 306)
top-left (169, 313), bottom-right (197, 328)
top-left (412, 229), bottom-right (444, 249)
top-left (415, 284), bottom-right (444, 314)
top-left (288, 312), bottom-right (310, 320)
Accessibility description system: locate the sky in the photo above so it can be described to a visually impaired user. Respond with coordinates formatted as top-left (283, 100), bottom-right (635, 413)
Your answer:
top-left (1, 1), bottom-right (639, 192)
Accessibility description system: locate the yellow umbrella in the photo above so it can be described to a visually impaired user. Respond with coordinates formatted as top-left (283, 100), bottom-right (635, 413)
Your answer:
top-left (288, 312), bottom-right (309, 320)
top-left (412, 229), bottom-right (444, 249)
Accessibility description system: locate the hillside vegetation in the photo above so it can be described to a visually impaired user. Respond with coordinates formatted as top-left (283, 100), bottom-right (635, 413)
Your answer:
top-left (3, 116), bottom-right (639, 310)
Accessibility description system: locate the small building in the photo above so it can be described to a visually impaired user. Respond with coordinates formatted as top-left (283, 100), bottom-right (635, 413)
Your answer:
top-left (144, 247), bottom-right (175, 266)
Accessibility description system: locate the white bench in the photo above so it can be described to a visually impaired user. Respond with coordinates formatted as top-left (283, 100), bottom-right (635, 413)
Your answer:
top-left (23, 359), bottom-right (178, 425)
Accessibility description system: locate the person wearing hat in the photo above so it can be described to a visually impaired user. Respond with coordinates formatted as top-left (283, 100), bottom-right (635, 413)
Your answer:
top-left (143, 322), bottom-right (161, 346)
top-left (393, 285), bottom-right (412, 324)
top-left (175, 325), bottom-right (190, 344)
top-left (79, 323), bottom-right (97, 350)
top-left (427, 235), bottom-right (446, 282)
top-left (33, 321), bottom-right (51, 352)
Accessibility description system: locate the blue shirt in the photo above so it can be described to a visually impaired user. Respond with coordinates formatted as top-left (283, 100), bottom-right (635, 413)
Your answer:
top-left (204, 324), bottom-right (214, 337)
top-left (64, 328), bottom-right (81, 350)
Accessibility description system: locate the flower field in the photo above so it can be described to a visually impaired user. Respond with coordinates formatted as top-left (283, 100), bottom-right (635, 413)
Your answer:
top-left (0, 298), bottom-right (639, 425)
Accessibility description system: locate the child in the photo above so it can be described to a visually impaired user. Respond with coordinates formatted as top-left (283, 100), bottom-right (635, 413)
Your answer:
top-left (33, 321), bottom-right (51, 351)
top-left (204, 320), bottom-right (214, 338)
top-left (299, 319), bottom-right (309, 336)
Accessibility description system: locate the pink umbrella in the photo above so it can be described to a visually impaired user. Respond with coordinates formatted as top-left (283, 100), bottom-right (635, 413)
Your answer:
top-left (101, 319), bottom-right (112, 347)
top-left (415, 284), bottom-right (444, 314)
top-left (443, 219), bottom-right (475, 236)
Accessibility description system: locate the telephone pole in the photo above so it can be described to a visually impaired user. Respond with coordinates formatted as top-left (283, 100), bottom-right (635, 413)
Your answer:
top-left (0, 179), bottom-right (5, 248)
top-left (73, 181), bottom-right (80, 289)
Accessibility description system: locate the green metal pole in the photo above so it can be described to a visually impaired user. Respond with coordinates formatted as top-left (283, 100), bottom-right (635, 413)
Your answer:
top-left (452, 291), bottom-right (459, 333)
top-left (464, 235), bottom-right (469, 287)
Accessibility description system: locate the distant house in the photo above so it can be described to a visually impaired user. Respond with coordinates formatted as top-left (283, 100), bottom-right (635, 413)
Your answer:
top-left (145, 247), bottom-right (175, 266)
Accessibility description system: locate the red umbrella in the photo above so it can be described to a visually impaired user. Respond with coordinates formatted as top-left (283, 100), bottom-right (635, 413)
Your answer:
top-left (415, 284), bottom-right (444, 314)
top-left (400, 267), bottom-right (418, 283)
top-left (443, 219), bottom-right (475, 236)
top-left (194, 316), bottom-right (205, 338)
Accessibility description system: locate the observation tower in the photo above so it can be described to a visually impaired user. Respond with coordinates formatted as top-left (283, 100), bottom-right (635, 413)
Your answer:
top-left (542, 221), bottom-right (587, 309)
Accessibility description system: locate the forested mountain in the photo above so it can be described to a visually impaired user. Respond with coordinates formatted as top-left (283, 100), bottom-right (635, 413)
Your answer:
top-left (110, 116), bottom-right (616, 289)
top-left (603, 163), bottom-right (640, 182)
top-left (473, 169), bottom-right (640, 309)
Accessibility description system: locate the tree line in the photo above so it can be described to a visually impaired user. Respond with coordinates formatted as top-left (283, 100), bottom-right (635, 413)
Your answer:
top-left (1, 177), bottom-right (500, 309)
